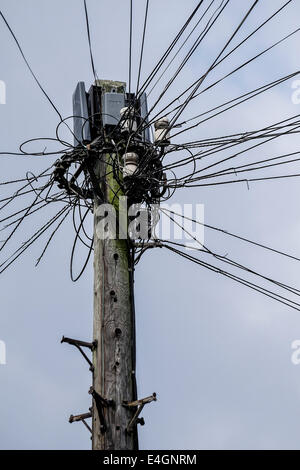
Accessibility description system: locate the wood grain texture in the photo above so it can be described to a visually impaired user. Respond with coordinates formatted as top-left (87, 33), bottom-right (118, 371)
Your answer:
top-left (92, 151), bottom-right (138, 450)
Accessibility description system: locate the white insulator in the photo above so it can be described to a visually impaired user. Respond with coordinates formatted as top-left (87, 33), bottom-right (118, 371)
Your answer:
top-left (120, 107), bottom-right (137, 133)
top-left (154, 117), bottom-right (170, 146)
top-left (123, 152), bottom-right (138, 178)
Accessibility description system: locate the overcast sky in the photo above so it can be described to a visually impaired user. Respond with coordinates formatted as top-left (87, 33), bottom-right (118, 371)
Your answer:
top-left (1, 0), bottom-right (300, 450)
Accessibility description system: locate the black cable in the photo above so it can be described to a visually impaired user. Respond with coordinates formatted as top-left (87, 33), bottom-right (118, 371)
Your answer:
top-left (129, 0), bottom-right (133, 96)
top-left (163, 113), bottom-right (300, 183)
top-left (146, 0), bottom-right (217, 99)
top-left (168, 0), bottom-right (259, 130)
top-left (160, 207), bottom-right (300, 263)
top-left (83, 0), bottom-right (98, 84)
top-left (144, 0), bottom-right (296, 131)
top-left (160, 209), bottom-right (300, 298)
top-left (148, 0), bottom-right (227, 112)
top-left (171, 71), bottom-right (300, 140)
top-left (136, 0), bottom-right (149, 96)
top-left (0, 10), bottom-right (62, 120)
top-left (162, 244), bottom-right (300, 312)
top-left (0, 206), bottom-right (71, 275)
top-left (136, 0), bottom-right (205, 97)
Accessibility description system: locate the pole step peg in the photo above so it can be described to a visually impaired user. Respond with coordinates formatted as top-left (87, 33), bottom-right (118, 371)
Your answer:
top-left (69, 411), bottom-right (92, 434)
top-left (123, 393), bottom-right (157, 434)
top-left (61, 336), bottom-right (97, 350)
top-left (61, 336), bottom-right (97, 372)
top-left (89, 387), bottom-right (115, 435)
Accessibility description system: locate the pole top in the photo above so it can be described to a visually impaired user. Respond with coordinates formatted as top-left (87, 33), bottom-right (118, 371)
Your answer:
top-left (95, 79), bottom-right (126, 94)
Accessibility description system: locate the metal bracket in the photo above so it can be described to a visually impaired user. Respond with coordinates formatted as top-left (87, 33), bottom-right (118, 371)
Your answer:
top-left (61, 336), bottom-right (97, 372)
top-left (89, 386), bottom-right (114, 434)
top-left (69, 410), bottom-right (92, 434)
top-left (123, 393), bottom-right (157, 434)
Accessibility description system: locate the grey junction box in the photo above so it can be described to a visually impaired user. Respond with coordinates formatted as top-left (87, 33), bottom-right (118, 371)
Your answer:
top-left (102, 92), bottom-right (125, 126)
top-left (72, 81), bottom-right (91, 145)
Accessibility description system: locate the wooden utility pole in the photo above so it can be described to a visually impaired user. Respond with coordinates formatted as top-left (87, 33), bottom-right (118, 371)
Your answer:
top-left (62, 80), bottom-right (157, 447)
top-left (92, 80), bottom-right (138, 450)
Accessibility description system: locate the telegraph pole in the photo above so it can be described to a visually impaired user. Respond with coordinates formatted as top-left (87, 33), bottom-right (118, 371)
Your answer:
top-left (92, 80), bottom-right (138, 450)
top-left (64, 79), bottom-right (159, 450)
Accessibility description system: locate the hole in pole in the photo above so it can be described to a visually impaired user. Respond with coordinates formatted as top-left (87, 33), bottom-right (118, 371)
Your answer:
top-left (115, 328), bottom-right (122, 338)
